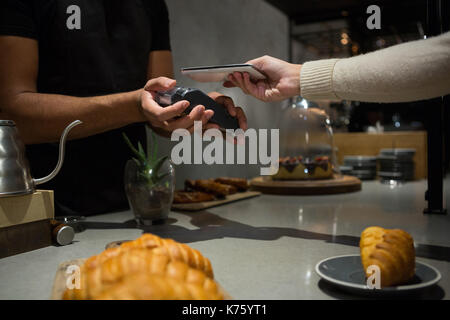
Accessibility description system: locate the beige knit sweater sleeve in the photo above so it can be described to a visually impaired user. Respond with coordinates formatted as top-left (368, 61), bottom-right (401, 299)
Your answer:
top-left (300, 31), bottom-right (450, 103)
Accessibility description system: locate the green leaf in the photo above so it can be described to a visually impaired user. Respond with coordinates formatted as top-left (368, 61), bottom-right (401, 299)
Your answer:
top-left (137, 142), bottom-right (147, 166)
top-left (152, 131), bottom-right (158, 163)
top-left (153, 156), bottom-right (168, 176)
top-left (132, 157), bottom-right (141, 167)
top-left (138, 171), bottom-right (150, 180)
top-left (137, 141), bottom-right (144, 156)
top-left (156, 172), bottom-right (169, 181)
top-left (123, 133), bottom-right (146, 163)
top-left (147, 130), bottom-right (158, 164)
top-left (123, 130), bottom-right (168, 185)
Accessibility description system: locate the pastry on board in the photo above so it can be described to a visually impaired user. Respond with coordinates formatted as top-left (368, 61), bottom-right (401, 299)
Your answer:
top-left (272, 156), bottom-right (333, 180)
top-left (214, 177), bottom-right (249, 191)
top-left (173, 191), bottom-right (215, 204)
top-left (360, 226), bottom-right (415, 287)
top-left (94, 273), bottom-right (223, 300)
top-left (83, 233), bottom-right (213, 277)
top-left (185, 179), bottom-right (237, 197)
top-left (64, 249), bottom-right (222, 300)
top-left (173, 177), bottom-right (248, 205)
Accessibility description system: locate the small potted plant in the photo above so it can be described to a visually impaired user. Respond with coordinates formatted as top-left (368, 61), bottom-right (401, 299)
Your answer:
top-left (123, 131), bottom-right (175, 225)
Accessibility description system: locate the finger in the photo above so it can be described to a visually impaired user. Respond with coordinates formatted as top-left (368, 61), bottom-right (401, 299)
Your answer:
top-left (228, 74), bottom-right (242, 91)
top-left (256, 81), bottom-right (267, 100)
top-left (224, 129), bottom-right (237, 145)
top-left (214, 95), bottom-right (236, 117)
top-left (234, 131), bottom-right (246, 146)
top-left (203, 109), bottom-right (214, 122)
top-left (144, 77), bottom-right (176, 92)
top-left (223, 80), bottom-right (236, 88)
top-left (243, 72), bottom-right (259, 96)
top-left (203, 122), bottom-right (224, 141)
top-left (187, 110), bottom-right (215, 134)
top-left (186, 125), bottom-right (195, 135)
top-left (233, 72), bottom-right (250, 95)
top-left (249, 79), bottom-right (268, 100)
top-left (235, 106), bottom-right (248, 130)
top-left (201, 109), bottom-right (215, 130)
top-left (141, 91), bottom-right (190, 122)
top-left (203, 122), bottom-right (221, 131)
top-left (164, 105), bottom-right (206, 131)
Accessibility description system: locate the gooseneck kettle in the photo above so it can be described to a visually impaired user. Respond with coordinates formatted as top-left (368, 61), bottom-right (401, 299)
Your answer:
top-left (0, 120), bottom-right (82, 197)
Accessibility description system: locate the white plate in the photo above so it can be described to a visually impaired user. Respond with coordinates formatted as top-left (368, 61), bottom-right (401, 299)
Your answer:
top-left (315, 254), bottom-right (441, 296)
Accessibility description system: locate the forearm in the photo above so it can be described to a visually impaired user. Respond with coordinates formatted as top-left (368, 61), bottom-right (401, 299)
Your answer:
top-left (144, 50), bottom-right (175, 139)
top-left (1, 90), bottom-right (145, 144)
top-left (300, 31), bottom-right (450, 103)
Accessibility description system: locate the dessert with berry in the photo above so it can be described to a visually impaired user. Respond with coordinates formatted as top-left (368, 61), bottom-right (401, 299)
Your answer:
top-left (272, 156), bottom-right (333, 180)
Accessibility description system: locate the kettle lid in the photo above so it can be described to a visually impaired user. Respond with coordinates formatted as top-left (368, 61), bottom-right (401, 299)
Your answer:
top-left (0, 120), bottom-right (16, 126)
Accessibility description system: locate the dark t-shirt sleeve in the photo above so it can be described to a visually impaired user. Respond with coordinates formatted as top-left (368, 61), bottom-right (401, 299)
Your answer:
top-left (143, 0), bottom-right (171, 51)
top-left (0, 0), bottom-right (37, 39)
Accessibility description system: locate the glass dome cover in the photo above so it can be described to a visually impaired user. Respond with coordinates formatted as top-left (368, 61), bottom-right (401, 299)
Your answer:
top-left (274, 97), bottom-right (339, 180)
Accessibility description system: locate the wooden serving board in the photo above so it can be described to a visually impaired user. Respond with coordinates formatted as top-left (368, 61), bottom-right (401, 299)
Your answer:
top-left (250, 175), bottom-right (361, 195)
top-left (171, 191), bottom-right (261, 212)
top-left (51, 259), bottom-right (232, 300)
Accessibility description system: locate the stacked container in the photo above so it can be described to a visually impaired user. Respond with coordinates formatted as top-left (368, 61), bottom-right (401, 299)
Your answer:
top-left (377, 148), bottom-right (416, 183)
top-left (342, 156), bottom-right (378, 180)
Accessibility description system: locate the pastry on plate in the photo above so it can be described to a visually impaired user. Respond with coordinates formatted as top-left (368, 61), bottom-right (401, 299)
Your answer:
top-left (360, 226), bottom-right (415, 287)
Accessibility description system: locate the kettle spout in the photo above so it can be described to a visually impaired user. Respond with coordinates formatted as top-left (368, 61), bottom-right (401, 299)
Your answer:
top-left (33, 120), bottom-right (83, 186)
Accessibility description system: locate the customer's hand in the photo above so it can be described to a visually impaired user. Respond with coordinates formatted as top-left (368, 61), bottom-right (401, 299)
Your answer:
top-left (223, 55), bottom-right (302, 102)
top-left (142, 77), bottom-right (213, 134)
top-left (207, 92), bottom-right (248, 131)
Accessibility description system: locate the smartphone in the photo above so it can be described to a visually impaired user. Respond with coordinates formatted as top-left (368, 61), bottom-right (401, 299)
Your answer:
top-left (155, 86), bottom-right (240, 130)
top-left (181, 63), bottom-right (266, 83)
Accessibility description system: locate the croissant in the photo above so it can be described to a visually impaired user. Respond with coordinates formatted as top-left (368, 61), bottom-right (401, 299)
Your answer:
top-left (360, 226), bottom-right (415, 287)
top-left (93, 274), bottom-right (223, 300)
top-left (186, 179), bottom-right (237, 197)
top-left (84, 233), bottom-right (213, 278)
top-left (63, 248), bottom-right (221, 300)
top-left (214, 177), bottom-right (249, 191)
top-left (173, 191), bottom-right (215, 203)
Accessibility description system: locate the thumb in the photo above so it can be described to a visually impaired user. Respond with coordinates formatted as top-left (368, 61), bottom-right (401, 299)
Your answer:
top-left (144, 77), bottom-right (177, 92)
top-left (246, 55), bottom-right (277, 72)
top-left (246, 56), bottom-right (265, 69)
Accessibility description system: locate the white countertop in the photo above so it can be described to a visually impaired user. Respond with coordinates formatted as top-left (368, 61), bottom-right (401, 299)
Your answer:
top-left (1, 179), bottom-right (449, 299)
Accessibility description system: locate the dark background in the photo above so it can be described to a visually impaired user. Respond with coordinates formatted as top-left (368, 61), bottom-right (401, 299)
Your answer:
top-left (267, 0), bottom-right (450, 170)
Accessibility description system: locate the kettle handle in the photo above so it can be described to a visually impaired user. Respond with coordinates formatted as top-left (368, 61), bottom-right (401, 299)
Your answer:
top-left (33, 120), bottom-right (83, 186)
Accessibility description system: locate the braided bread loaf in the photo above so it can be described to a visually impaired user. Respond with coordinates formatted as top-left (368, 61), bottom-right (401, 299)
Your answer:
top-left (94, 274), bottom-right (223, 300)
top-left (360, 226), bottom-right (415, 287)
top-left (84, 233), bottom-right (213, 278)
top-left (63, 248), bottom-right (222, 300)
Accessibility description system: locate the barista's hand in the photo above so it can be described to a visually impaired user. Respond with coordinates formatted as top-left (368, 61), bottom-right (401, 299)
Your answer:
top-left (207, 92), bottom-right (248, 131)
top-left (223, 55), bottom-right (302, 102)
top-left (142, 77), bottom-right (213, 134)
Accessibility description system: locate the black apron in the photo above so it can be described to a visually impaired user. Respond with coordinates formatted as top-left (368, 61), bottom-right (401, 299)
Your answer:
top-left (22, 0), bottom-right (166, 215)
